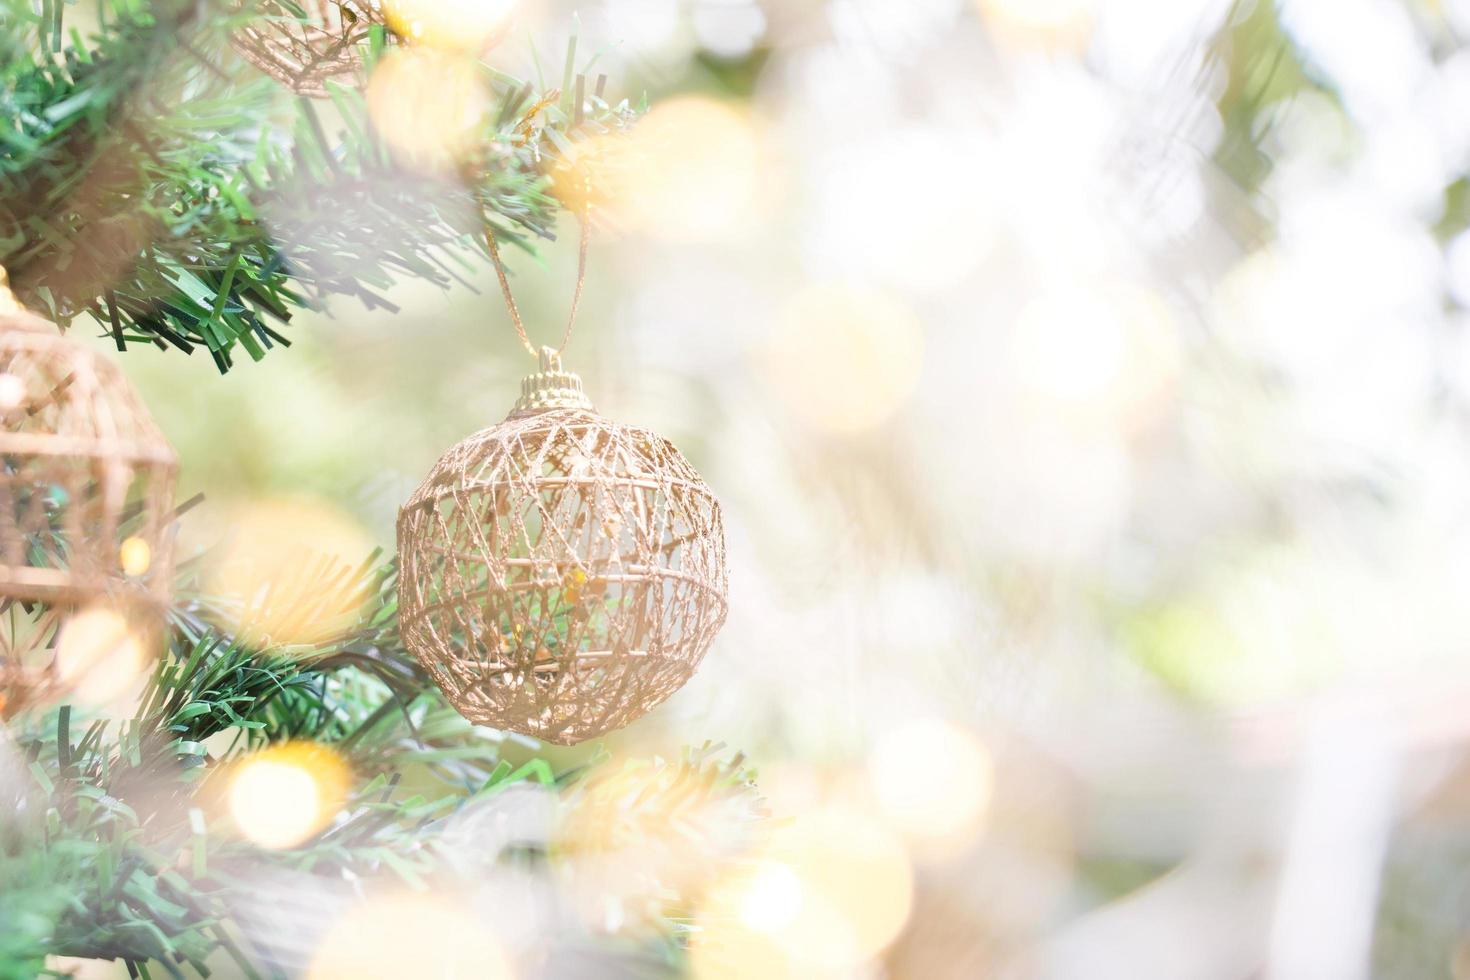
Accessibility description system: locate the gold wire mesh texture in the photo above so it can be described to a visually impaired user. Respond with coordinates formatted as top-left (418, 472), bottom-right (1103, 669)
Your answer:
top-left (397, 360), bottom-right (728, 745)
top-left (0, 310), bottom-right (177, 604)
top-left (232, 0), bottom-right (386, 98)
top-left (0, 309), bottom-right (177, 714)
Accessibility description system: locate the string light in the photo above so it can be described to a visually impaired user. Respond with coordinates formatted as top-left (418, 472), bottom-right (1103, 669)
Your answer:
top-left (54, 605), bottom-right (147, 708)
top-left (366, 47), bottom-right (489, 173)
top-left (620, 96), bottom-right (765, 242)
top-left (227, 742), bottom-right (351, 850)
top-left (204, 497), bottom-right (373, 650)
top-left (870, 718), bottom-right (993, 856)
top-left (692, 807), bottom-right (913, 976)
top-left (118, 536), bottom-right (151, 577)
top-left (550, 97), bottom-right (766, 243)
top-left (1008, 281), bottom-right (1179, 435)
top-left (0, 372), bottom-right (23, 410)
top-left (737, 860), bottom-right (803, 932)
top-left (383, 0), bottom-right (517, 53)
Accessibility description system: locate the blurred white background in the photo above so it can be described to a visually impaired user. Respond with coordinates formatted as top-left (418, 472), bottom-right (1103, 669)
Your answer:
top-left (80, 0), bottom-right (1470, 975)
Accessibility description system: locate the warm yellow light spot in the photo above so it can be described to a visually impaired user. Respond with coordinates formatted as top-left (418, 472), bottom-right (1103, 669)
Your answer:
top-left (383, 0), bottom-right (517, 53)
top-left (870, 718), bottom-right (993, 855)
top-left (555, 757), bottom-right (767, 937)
top-left (691, 807), bottom-right (913, 976)
top-left (560, 567), bottom-right (587, 605)
top-left (763, 284), bottom-right (925, 435)
top-left (976, 0), bottom-right (1096, 50)
top-left (55, 605), bottom-right (147, 707)
top-left (548, 131), bottom-right (636, 226)
top-left (738, 860), bottom-right (803, 932)
top-left (367, 47), bottom-right (489, 173)
top-left (689, 923), bottom-right (798, 980)
top-left (608, 96), bottom-right (765, 242)
top-left (0, 372), bottom-right (25, 411)
top-left (205, 497), bottom-right (374, 650)
top-left (309, 893), bottom-right (512, 980)
top-left (228, 742), bottom-right (350, 850)
top-left (119, 536), bottom-right (152, 577)
top-left (774, 809), bottom-right (913, 965)
top-left (1009, 282), bottom-right (1179, 434)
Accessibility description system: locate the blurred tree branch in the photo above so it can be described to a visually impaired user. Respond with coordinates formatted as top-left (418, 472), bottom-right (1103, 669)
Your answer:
top-left (0, 0), bottom-right (629, 370)
top-left (0, 553), bottom-right (764, 976)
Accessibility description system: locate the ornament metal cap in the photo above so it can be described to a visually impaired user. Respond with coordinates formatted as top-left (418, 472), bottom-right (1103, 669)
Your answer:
top-left (511, 346), bottom-right (594, 416)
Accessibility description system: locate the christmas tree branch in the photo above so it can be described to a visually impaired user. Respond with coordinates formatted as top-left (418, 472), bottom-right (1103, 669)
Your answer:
top-left (0, 551), bottom-right (763, 976)
top-left (1, 0), bottom-right (630, 371)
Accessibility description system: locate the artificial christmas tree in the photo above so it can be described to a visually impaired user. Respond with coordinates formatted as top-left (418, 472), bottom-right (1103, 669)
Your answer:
top-left (0, 2), bottom-right (757, 975)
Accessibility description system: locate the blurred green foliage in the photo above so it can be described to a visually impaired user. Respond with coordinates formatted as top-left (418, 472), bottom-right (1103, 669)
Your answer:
top-left (0, 0), bottom-right (627, 370)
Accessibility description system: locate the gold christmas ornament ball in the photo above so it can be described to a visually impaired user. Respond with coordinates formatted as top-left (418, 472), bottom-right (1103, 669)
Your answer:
top-left (0, 309), bottom-right (177, 607)
top-left (383, 0), bottom-right (518, 53)
top-left (0, 299), bottom-right (176, 716)
top-left (397, 349), bottom-right (728, 745)
top-left (233, 0), bottom-right (387, 98)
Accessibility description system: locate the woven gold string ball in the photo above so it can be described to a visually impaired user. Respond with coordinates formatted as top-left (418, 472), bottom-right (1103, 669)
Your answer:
top-left (0, 306), bottom-right (177, 714)
top-left (397, 349), bottom-right (728, 745)
top-left (0, 311), bottom-right (177, 606)
top-left (233, 0), bottom-right (386, 98)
